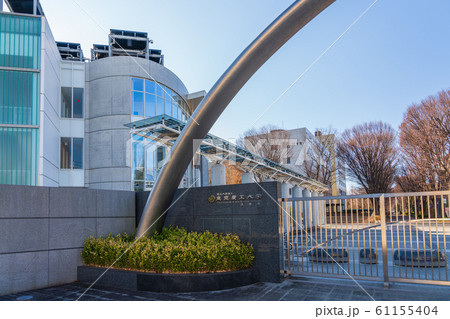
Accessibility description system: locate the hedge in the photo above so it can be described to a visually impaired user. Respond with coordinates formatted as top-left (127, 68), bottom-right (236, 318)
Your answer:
top-left (81, 227), bottom-right (254, 273)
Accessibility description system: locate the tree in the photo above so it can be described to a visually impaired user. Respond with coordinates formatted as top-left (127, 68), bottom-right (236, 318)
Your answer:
top-left (399, 89), bottom-right (450, 191)
top-left (237, 125), bottom-right (294, 181)
top-left (337, 121), bottom-right (398, 194)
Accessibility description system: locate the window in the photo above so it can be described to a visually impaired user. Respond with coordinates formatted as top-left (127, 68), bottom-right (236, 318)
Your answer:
top-left (287, 157), bottom-right (291, 164)
top-left (131, 78), bottom-right (189, 121)
top-left (60, 137), bottom-right (83, 169)
top-left (61, 87), bottom-right (84, 118)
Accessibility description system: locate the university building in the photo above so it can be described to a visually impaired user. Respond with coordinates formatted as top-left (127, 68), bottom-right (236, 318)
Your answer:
top-left (0, 0), bottom-right (329, 195)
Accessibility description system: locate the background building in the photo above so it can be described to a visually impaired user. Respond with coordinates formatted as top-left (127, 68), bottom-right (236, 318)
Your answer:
top-left (243, 127), bottom-right (347, 196)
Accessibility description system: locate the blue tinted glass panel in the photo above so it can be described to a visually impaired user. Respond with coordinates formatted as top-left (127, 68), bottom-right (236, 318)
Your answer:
top-left (0, 127), bottom-right (38, 185)
top-left (0, 70), bottom-right (39, 125)
top-left (156, 83), bottom-right (164, 97)
top-left (145, 80), bottom-right (155, 94)
top-left (172, 103), bottom-right (177, 119)
top-left (72, 88), bottom-right (83, 118)
top-left (165, 99), bottom-right (172, 116)
top-left (73, 138), bottom-right (83, 169)
top-left (156, 97), bottom-right (164, 115)
top-left (132, 78), bottom-right (144, 91)
top-left (132, 91), bottom-right (144, 116)
top-left (0, 14), bottom-right (41, 69)
top-left (133, 141), bottom-right (144, 180)
top-left (145, 94), bottom-right (155, 117)
top-left (165, 88), bottom-right (172, 101)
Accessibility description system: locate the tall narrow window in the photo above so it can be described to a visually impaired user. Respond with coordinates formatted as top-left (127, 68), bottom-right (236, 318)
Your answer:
top-left (72, 88), bottom-right (84, 118)
top-left (61, 87), bottom-right (72, 118)
top-left (60, 137), bottom-right (83, 169)
top-left (61, 87), bottom-right (84, 118)
top-left (60, 138), bottom-right (71, 169)
top-left (72, 138), bottom-right (83, 169)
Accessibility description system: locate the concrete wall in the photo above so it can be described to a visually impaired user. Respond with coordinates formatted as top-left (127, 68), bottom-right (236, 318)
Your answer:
top-left (0, 185), bottom-right (135, 296)
top-left (136, 182), bottom-right (282, 283)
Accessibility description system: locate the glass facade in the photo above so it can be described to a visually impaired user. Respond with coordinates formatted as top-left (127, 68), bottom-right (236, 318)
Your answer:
top-left (0, 70), bottom-right (39, 125)
top-left (131, 77), bottom-right (188, 122)
top-left (0, 14), bottom-right (41, 69)
top-left (130, 78), bottom-right (192, 191)
top-left (0, 127), bottom-right (38, 185)
top-left (0, 13), bottom-right (41, 186)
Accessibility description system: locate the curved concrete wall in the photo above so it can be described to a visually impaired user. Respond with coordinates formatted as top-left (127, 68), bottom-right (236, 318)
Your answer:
top-left (84, 56), bottom-right (190, 190)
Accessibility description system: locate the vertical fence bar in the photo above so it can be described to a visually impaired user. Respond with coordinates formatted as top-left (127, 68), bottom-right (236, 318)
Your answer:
top-left (362, 197), bottom-right (367, 277)
top-left (350, 198), bottom-right (356, 276)
top-left (295, 201), bottom-right (300, 273)
top-left (427, 195), bottom-right (433, 280)
top-left (357, 198), bottom-right (361, 276)
top-left (344, 198), bottom-right (350, 275)
top-left (421, 195), bottom-right (428, 280)
top-left (380, 194), bottom-right (389, 287)
top-left (373, 197), bottom-right (379, 277)
top-left (394, 196), bottom-right (401, 278)
top-left (319, 198), bottom-right (324, 274)
top-left (434, 195), bottom-right (440, 281)
top-left (324, 200), bottom-right (333, 274)
top-left (401, 196), bottom-right (408, 278)
top-left (339, 197), bottom-right (344, 272)
top-left (388, 197), bottom-right (395, 278)
top-left (441, 195), bottom-right (448, 281)
top-left (408, 196), bottom-right (414, 279)
top-left (300, 200), bottom-right (304, 272)
top-left (305, 198), bottom-right (309, 272)
top-left (280, 201), bottom-right (285, 272)
top-left (414, 196), bottom-right (421, 279)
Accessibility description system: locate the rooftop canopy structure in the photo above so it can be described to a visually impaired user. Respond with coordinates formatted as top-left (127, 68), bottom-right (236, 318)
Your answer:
top-left (91, 29), bottom-right (164, 64)
top-left (4, 0), bottom-right (44, 15)
top-left (56, 42), bottom-right (84, 61)
top-left (125, 115), bottom-right (328, 192)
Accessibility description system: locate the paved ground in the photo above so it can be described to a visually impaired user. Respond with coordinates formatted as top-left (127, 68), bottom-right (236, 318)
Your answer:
top-left (1, 276), bottom-right (449, 301)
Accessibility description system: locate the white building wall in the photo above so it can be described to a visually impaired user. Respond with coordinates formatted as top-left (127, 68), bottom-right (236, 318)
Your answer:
top-left (59, 61), bottom-right (86, 187)
top-left (38, 17), bottom-right (61, 187)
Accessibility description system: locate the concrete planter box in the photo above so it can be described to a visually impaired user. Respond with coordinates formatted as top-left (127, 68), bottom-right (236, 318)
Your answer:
top-left (77, 266), bottom-right (259, 292)
top-left (359, 248), bottom-right (378, 264)
top-left (394, 250), bottom-right (447, 267)
top-left (308, 248), bottom-right (349, 263)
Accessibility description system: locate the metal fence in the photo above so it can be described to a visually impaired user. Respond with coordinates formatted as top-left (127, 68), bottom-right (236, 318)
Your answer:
top-left (281, 191), bottom-right (450, 286)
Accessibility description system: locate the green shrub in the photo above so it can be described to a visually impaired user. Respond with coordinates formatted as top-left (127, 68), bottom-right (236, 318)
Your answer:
top-left (81, 227), bottom-right (254, 273)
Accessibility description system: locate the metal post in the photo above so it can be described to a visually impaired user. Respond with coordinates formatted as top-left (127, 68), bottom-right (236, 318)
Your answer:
top-left (33, 0), bottom-right (37, 15)
top-left (380, 194), bottom-right (390, 288)
top-left (145, 40), bottom-right (149, 60)
top-left (108, 35), bottom-right (112, 57)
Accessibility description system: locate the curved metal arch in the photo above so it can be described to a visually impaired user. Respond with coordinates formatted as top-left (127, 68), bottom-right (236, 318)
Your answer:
top-left (136, 0), bottom-right (336, 237)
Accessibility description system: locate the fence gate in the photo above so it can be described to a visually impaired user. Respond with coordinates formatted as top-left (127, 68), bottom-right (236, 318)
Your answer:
top-left (281, 191), bottom-right (450, 286)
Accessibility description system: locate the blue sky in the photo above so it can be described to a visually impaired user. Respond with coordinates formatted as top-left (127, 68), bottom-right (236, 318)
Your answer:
top-left (27, 0), bottom-right (450, 139)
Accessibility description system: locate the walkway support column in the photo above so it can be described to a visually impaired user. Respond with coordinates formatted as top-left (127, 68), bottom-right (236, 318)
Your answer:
top-left (136, 0), bottom-right (336, 238)
top-left (241, 172), bottom-right (255, 184)
top-left (211, 163), bottom-right (226, 186)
